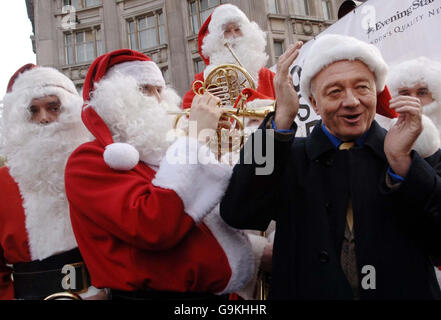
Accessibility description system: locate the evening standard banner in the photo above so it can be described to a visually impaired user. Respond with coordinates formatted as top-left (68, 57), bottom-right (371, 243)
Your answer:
top-left (287, 0), bottom-right (441, 137)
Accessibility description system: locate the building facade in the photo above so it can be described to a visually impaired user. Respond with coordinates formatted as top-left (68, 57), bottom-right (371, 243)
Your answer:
top-left (25, 0), bottom-right (348, 97)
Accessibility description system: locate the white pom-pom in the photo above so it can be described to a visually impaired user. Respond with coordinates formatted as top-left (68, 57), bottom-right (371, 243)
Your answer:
top-left (103, 143), bottom-right (139, 171)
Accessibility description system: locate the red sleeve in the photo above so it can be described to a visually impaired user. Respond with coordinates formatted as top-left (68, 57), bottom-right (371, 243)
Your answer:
top-left (65, 143), bottom-right (197, 251)
top-left (181, 72), bottom-right (204, 109)
top-left (0, 246), bottom-right (14, 300)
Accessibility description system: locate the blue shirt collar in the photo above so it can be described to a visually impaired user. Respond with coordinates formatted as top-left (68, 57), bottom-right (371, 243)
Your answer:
top-left (321, 123), bottom-right (369, 149)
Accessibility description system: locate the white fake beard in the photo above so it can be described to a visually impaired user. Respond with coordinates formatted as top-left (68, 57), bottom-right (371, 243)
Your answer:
top-left (3, 121), bottom-right (89, 193)
top-left (1, 116), bottom-right (90, 260)
top-left (91, 75), bottom-right (181, 166)
top-left (205, 24), bottom-right (268, 84)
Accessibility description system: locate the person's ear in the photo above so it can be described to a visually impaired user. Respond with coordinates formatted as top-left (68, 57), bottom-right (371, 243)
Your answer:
top-left (310, 95), bottom-right (320, 115)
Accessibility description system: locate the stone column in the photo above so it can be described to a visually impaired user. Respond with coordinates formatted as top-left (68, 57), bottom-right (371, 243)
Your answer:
top-left (165, 0), bottom-right (191, 97)
top-left (34, 0), bottom-right (57, 66)
top-left (102, 0), bottom-right (121, 52)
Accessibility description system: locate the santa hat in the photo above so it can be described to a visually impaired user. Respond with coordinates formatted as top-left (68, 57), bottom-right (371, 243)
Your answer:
top-left (6, 63), bottom-right (78, 96)
top-left (199, 4), bottom-right (251, 65)
top-left (387, 57), bottom-right (441, 102)
top-left (82, 49), bottom-right (166, 171)
top-left (2, 63), bottom-right (81, 129)
top-left (300, 34), bottom-right (398, 119)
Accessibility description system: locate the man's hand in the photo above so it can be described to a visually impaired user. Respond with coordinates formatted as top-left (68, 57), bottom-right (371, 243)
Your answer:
top-left (274, 41), bottom-right (303, 130)
top-left (384, 96), bottom-right (423, 177)
top-left (189, 92), bottom-right (223, 140)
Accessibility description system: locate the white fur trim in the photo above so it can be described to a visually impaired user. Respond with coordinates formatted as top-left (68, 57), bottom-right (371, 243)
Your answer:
top-left (236, 233), bottom-right (268, 299)
top-left (79, 286), bottom-right (107, 299)
top-left (202, 206), bottom-right (254, 295)
top-left (300, 34), bottom-right (388, 104)
top-left (103, 61), bottom-right (165, 88)
top-left (387, 57), bottom-right (441, 102)
top-left (374, 114), bottom-right (394, 130)
top-left (246, 99), bottom-right (275, 110)
top-left (208, 4), bottom-right (250, 38)
top-left (152, 137), bottom-right (232, 223)
top-left (9, 67), bottom-right (77, 96)
top-left (103, 143), bottom-right (140, 171)
top-left (391, 115), bottom-right (441, 158)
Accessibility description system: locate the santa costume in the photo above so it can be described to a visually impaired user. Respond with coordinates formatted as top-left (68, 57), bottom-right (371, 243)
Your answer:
top-left (182, 4), bottom-right (275, 110)
top-left (387, 57), bottom-right (441, 285)
top-left (64, 49), bottom-right (254, 299)
top-left (0, 64), bottom-right (96, 299)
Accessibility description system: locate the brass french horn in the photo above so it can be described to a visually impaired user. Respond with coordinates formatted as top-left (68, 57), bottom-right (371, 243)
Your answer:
top-left (169, 43), bottom-right (275, 159)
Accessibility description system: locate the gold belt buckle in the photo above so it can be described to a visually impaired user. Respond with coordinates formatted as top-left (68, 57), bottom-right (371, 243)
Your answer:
top-left (64, 262), bottom-right (89, 295)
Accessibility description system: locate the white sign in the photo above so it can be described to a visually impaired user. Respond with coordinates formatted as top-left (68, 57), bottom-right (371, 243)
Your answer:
top-left (289, 0), bottom-right (441, 137)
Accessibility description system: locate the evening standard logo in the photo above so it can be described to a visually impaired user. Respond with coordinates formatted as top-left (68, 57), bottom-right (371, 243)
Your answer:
top-left (365, 0), bottom-right (436, 37)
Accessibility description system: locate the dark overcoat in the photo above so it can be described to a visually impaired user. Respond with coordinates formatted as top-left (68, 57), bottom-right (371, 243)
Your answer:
top-left (220, 116), bottom-right (441, 299)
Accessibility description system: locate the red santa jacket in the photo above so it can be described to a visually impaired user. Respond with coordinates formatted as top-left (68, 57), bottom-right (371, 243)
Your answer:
top-left (182, 67), bottom-right (275, 109)
top-left (0, 166), bottom-right (87, 300)
top-left (0, 167), bottom-right (31, 300)
top-left (64, 138), bottom-right (254, 294)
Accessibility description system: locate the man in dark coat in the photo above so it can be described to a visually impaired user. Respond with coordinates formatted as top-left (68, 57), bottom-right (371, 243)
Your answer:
top-left (220, 34), bottom-right (441, 300)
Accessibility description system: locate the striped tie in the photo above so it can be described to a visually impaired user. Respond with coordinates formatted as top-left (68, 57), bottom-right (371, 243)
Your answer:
top-left (338, 141), bottom-right (359, 298)
top-left (339, 141), bottom-right (355, 232)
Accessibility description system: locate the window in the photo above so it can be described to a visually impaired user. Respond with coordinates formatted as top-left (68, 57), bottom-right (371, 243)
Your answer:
top-left (293, 0), bottom-right (310, 16)
top-left (188, 0), bottom-right (228, 34)
top-left (273, 40), bottom-right (284, 61)
top-left (63, 0), bottom-right (100, 9)
top-left (128, 12), bottom-right (166, 51)
top-left (268, 0), bottom-right (279, 14)
top-left (65, 28), bottom-right (103, 64)
top-left (194, 58), bottom-right (205, 74)
top-left (322, 0), bottom-right (332, 20)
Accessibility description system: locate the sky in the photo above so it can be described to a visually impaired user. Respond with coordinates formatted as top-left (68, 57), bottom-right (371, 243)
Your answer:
top-left (0, 1), bottom-right (36, 96)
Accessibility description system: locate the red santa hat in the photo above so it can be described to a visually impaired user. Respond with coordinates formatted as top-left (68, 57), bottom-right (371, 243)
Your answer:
top-left (387, 57), bottom-right (441, 102)
top-left (300, 34), bottom-right (398, 119)
top-left (82, 49), bottom-right (166, 171)
top-left (198, 4), bottom-right (251, 65)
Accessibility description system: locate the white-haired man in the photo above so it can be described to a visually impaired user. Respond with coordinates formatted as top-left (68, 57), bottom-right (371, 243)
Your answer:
top-left (64, 49), bottom-right (254, 300)
top-left (221, 35), bottom-right (441, 299)
top-left (0, 64), bottom-right (103, 300)
top-left (182, 4), bottom-right (275, 110)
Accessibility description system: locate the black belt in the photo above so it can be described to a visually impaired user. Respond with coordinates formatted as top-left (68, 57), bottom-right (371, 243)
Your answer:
top-left (13, 248), bottom-right (91, 300)
top-left (111, 289), bottom-right (229, 301)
